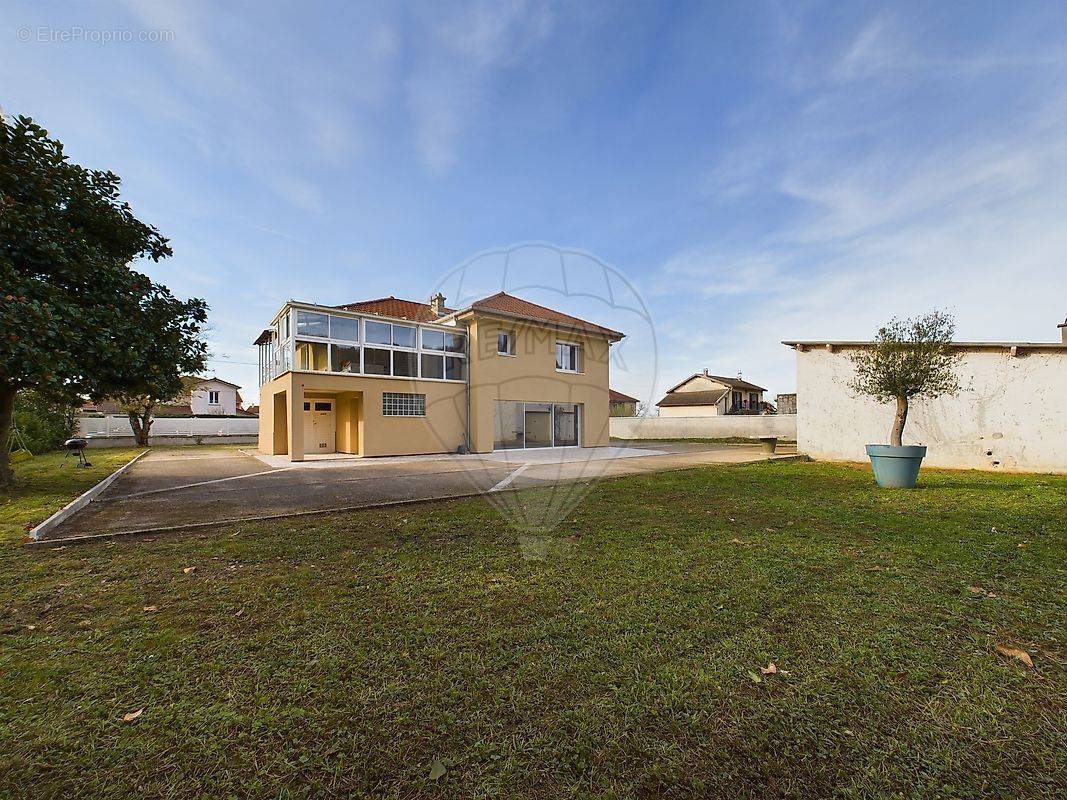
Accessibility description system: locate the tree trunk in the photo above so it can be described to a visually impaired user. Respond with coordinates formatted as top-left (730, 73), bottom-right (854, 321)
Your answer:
top-left (128, 412), bottom-right (152, 447)
top-left (890, 395), bottom-right (909, 447)
top-left (140, 411), bottom-right (153, 447)
top-left (0, 383), bottom-right (16, 488)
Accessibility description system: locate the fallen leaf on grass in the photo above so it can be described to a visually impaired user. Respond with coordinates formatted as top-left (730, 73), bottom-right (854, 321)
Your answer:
top-left (182, 567), bottom-right (196, 574)
top-left (760, 663), bottom-right (778, 675)
top-left (143, 606), bottom-right (158, 613)
top-left (76, 620), bottom-right (91, 628)
top-left (968, 586), bottom-right (984, 594)
top-left (747, 671), bottom-right (762, 683)
top-left (729, 538), bottom-right (747, 545)
top-left (986, 592), bottom-right (997, 599)
top-left (24, 625), bottom-right (36, 631)
top-left (122, 708), bottom-right (144, 723)
top-left (50, 546), bottom-right (66, 552)
top-left (428, 759), bottom-right (447, 780)
top-left (995, 644), bottom-right (1034, 668)
top-left (234, 609), bottom-right (244, 618)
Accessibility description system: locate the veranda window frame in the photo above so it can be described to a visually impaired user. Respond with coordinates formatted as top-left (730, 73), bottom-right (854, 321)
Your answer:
top-left (271, 303), bottom-right (468, 382)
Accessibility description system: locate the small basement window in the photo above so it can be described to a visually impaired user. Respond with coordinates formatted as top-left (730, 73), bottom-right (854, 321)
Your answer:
top-left (382, 392), bottom-right (425, 417)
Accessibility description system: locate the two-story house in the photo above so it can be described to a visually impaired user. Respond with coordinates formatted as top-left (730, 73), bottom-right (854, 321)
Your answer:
top-left (655, 370), bottom-right (767, 417)
top-left (253, 292), bottom-right (624, 461)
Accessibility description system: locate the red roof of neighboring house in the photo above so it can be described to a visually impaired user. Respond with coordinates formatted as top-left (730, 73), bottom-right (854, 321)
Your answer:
top-left (665, 372), bottom-right (767, 394)
top-left (465, 292), bottom-right (624, 340)
top-left (81, 400), bottom-right (196, 416)
top-left (656, 389), bottom-right (730, 408)
top-left (336, 296), bottom-right (454, 322)
top-left (609, 389), bottom-right (638, 403)
top-left (190, 376), bottom-right (242, 389)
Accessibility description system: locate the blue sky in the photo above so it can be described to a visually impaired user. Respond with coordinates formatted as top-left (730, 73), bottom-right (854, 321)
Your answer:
top-left (5, 1), bottom-right (1067, 406)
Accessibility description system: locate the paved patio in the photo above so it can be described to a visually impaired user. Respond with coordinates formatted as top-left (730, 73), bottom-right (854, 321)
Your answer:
top-left (39, 441), bottom-right (797, 541)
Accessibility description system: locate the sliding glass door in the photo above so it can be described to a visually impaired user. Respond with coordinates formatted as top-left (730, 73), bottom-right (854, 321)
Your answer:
top-left (553, 403), bottom-right (579, 447)
top-left (493, 401), bottom-right (582, 449)
top-left (523, 403), bottom-right (553, 448)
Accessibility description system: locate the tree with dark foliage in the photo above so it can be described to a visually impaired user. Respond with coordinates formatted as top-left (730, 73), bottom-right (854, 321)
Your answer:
top-left (0, 114), bottom-right (207, 485)
top-left (849, 311), bottom-right (961, 446)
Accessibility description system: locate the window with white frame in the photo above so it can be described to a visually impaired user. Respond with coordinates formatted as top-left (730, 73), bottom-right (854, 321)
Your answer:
top-left (208, 390), bottom-right (220, 404)
top-left (382, 392), bottom-right (425, 416)
top-left (497, 330), bottom-right (514, 355)
top-left (555, 342), bottom-right (582, 373)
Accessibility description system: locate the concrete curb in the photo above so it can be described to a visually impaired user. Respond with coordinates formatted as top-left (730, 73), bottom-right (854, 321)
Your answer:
top-left (27, 450), bottom-right (150, 541)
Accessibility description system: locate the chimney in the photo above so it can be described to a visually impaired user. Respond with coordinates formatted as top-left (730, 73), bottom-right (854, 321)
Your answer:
top-left (703, 368), bottom-right (709, 376)
top-left (737, 371), bottom-right (743, 381)
top-left (429, 292), bottom-right (445, 317)
top-left (1059, 317), bottom-right (1067, 344)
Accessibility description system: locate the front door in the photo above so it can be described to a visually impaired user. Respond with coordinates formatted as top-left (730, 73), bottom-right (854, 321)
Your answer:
top-left (303, 400), bottom-right (336, 454)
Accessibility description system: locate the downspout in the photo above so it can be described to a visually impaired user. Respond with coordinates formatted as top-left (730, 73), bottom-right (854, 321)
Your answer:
top-left (463, 319), bottom-right (472, 453)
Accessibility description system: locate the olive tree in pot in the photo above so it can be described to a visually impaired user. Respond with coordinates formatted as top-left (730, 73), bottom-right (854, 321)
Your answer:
top-left (849, 311), bottom-right (961, 488)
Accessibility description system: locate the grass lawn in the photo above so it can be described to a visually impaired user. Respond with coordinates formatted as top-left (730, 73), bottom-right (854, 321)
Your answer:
top-left (0, 448), bottom-right (144, 540)
top-left (0, 458), bottom-right (1064, 798)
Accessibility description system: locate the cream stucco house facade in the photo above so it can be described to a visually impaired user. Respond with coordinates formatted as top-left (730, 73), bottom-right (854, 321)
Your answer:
top-left (255, 292), bottom-right (623, 461)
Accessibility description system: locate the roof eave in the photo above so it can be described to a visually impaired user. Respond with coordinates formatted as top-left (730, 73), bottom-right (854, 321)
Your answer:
top-left (783, 340), bottom-right (1067, 351)
top-left (455, 307), bottom-right (625, 341)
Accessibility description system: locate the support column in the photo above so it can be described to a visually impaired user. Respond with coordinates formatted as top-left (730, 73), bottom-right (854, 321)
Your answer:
top-left (287, 376), bottom-right (305, 462)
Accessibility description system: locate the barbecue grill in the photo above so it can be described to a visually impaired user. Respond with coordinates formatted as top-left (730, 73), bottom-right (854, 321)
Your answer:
top-left (63, 437), bottom-right (92, 468)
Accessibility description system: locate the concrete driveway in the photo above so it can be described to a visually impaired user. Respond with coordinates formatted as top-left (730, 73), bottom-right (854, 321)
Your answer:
top-left (41, 441), bottom-right (797, 541)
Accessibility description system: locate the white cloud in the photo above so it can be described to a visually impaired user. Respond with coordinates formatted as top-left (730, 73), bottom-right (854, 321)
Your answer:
top-left (404, 0), bottom-right (555, 173)
top-left (648, 17), bottom-right (1067, 400)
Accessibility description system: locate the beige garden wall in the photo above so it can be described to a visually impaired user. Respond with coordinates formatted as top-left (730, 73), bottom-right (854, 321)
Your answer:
top-left (795, 346), bottom-right (1067, 473)
top-left (610, 415), bottom-right (796, 440)
top-left (658, 405), bottom-right (721, 418)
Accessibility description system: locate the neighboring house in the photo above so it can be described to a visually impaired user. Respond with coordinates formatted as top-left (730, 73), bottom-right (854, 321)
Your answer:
top-left (243, 404), bottom-right (260, 417)
top-left (655, 370), bottom-right (767, 417)
top-left (783, 315), bottom-right (1067, 473)
top-left (254, 292), bottom-right (624, 460)
top-left (609, 389), bottom-right (639, 417)
top-left (80, 376), bottom-right (251, 418)
top-left (188, 377), bottom-right (242, 416)
top-left (776, 393), bottom-right (797, 415)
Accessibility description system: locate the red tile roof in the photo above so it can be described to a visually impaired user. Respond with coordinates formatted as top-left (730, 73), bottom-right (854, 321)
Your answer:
top-left (255, 292), bottom-right (624, 344)
top-left (665, 373), bottom-right (767, 394)
top-left (656, 389), bottom-right (729, 408)
top-left (466, 292), bottom-right (624, 339)
top-left (609, 389), bottom-right (638, 404)
top-left (335, 296), bottom-right (454, 323)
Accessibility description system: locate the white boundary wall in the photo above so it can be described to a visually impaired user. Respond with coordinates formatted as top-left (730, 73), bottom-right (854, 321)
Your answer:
top-left (610, 415), bottom-right (796, 440)
top-left (79, 415), bottom-right (259, 439)
top-left (794, 346), bottom-right (1067, 473)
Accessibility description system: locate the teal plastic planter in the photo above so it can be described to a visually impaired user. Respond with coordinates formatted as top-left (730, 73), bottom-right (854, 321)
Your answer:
top-left (865, 445), bottom-right (927, 488)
